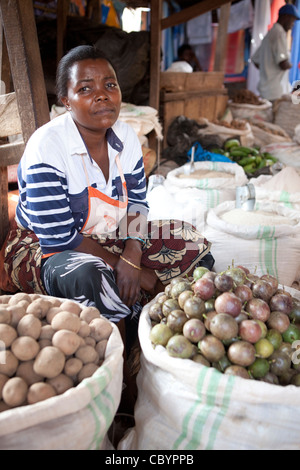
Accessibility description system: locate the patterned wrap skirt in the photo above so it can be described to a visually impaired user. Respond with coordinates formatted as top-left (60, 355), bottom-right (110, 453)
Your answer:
top-left (0, 219), bottom-right (213, 322)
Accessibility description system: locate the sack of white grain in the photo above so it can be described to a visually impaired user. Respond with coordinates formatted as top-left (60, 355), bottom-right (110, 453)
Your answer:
top-left (149, 162), bottom-right (247, 232)
top-left (0, 295), bottom-right (124, 450)
top-left (204, 201), bottom-right (300, 287)
top-left (118, 289), bottom-right (300, 450)
top-left (249, 167), bottom-right (300, 211)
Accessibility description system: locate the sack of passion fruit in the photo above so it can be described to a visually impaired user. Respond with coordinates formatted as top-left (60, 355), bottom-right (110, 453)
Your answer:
top-left (118, 266), bottom-right (300, 451)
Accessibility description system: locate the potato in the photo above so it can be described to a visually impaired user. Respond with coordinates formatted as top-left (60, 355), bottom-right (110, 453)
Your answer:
top-left (77, 363), bottom-right (99, 382)
top-left (0, 295), bottom-right (12, 304)
top-left (38, 339), bottom-right (52, 349)
top-left (51, 311), bottom-right (81, 333)
top-left (59, 300), bottom-right (82, 316)
top-left (80, 306), bottom-right (101, 324)
top-left (26, 298), bottom-right (53, 320)
top-left (46, 297), bottom-right (62, 308)
top-left (17, 314), bottom-right (42, 339)
top-left (8, 293), bottom-right (31, 305)
top-left (75, 345), bottom-right (99, 364)
top-left (0, 350), bottom-right (18, 377)
top-left (52, 329), bottom-right (81, 355)
top-left (16, 360), bottom-right (43, 386)
top-left (95, 339), bottom-right (108, 360)
top-left (46, 373), bottom-right (74, 395)
top-left (85, 336), bottom-right (96, 348)
top-left (46, 307), bottom-right (61, 324)
top-left (89, 318), bottom-right (113, 342)
top-left (0, 306), bottom-right (11, 325)
top-left (0, 373), bottom-right (9, 399)
top-left (16, 299), bottom-right (31, 311)
top-left (0, 324), bottom-right (17, 347)
top-left (39, 324), bottom-right (55, 340)
top-left (33, 346), bottom-right (65, 379)
top-left (7, 304), bottom-right (26, 328)
top-left (78, 320), bottom-right (90, 338)
top-left (64, 357), bottom-right (83, 377)
top-left (11, 336), bottom-right (40, 361)
top-left (27, 382), bottom-right (56, 404)
top-left (2, 377), bottom-right (28, 407)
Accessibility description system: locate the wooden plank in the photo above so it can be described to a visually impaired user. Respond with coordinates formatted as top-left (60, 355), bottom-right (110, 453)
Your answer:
top-left (149, 0), bottom-right (162, 112)
top-left (0, 92), bottom-right (22, 137)
top-left (57, 0), bottom-right (70, 64)
top-left (0, 141), bottom-right (25, 167)
top-left (214, 2), bottom-right (231, 72)
top-left (148, 0), bottom-right (162, 152)
top-left (161, 0), bottom-right (232, 30)
top-left (161, 89), bottom-right (228, 102)
top-left (0, 0), bottom-right (50, 144)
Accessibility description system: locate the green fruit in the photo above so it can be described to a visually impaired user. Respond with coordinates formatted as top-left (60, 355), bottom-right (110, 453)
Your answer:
top-left (224, 139), bottom-right (240, 151)
top-left (249, 358), bottom-right (270, 379)
top-left (255, 338), bottom-right (274, 358)
top-left (193, 266), bottom-right (209, 281)
top-left (230, 149), bottom-right (249, 158)
top-left (166, 335), bottom-right (194, 359)
top-left (150, 323), bottom-right (173, 346)
top-left (266, 328), bottom-right (283, 350)
top-left (282, 324), bottom-right (300, 344)
top-left (239, 146), bottom-right (260, 156)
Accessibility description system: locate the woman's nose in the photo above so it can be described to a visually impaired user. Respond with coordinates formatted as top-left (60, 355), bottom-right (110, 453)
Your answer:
top-left (94, 88), bottom-right (108, 101)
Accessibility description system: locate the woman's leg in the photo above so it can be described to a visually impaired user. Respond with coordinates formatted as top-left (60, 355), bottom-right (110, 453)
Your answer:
top-left (41, 250), bottom-right (131, 322)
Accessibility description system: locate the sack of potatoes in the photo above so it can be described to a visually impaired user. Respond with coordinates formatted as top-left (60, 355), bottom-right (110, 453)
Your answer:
top-left (0, 293), bottom-right (124, 450)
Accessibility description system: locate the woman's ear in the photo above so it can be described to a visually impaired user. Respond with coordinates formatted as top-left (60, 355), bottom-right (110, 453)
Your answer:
top-left (61, 97), bottom-right (70, 110)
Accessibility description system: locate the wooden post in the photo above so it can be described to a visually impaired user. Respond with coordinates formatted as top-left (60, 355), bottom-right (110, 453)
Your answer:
top-left (57, 0), bottom-right (70, 64)
top-left (214, 2), bottom-right (231, 72)
top-left (0, 0), bottom-right (50, 144)
top-left (148, 0), bottom-right (162, 153)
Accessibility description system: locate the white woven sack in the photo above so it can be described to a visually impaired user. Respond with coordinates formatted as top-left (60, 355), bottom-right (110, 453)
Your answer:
top-left (119, 292), bottom-right (300, 450)
top-left (147, 162), bottom-right (247, 230)
top-left (166, 161), bottom-right (247, 190)
top-left (204, 200), bottom-right (300, 286)
top-left (228, 98), bottom-right (273, 122)
top-left (249, 171), bottom-right (300, 211)
top-left (0, 323), bottom-right (124, 450)
top-left (260, 142), bottom-right (300, 170)
top-left (197, 118), bottom-right (254, 147)
top-left (147, 184), bottom-right (206, 232)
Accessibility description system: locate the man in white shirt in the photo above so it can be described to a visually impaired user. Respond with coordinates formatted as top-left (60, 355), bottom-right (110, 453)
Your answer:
top-left (252, 3), bottom-right (300, 101)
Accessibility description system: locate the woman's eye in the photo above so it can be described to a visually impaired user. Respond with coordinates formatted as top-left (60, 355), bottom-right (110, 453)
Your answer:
top-left (78, 86), bottom-right (90, 92)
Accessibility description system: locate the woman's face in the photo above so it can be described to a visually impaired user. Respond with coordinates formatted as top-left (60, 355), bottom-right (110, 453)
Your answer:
top-left (61, 58), bottom-right (122, 134)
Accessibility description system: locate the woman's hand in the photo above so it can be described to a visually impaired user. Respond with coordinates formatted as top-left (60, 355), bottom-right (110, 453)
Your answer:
top-left (114, 257), bottom-right (141, 307)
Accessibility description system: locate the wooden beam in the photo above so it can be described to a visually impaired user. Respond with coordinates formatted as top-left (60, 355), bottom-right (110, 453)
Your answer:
top-left (214, 2), bottom-right (231, 72)
top-left (57, 0), bottom-right (70, 64)
top-left (149, 0), bottom-right (162, 112)
top-left (0, 141), bottom-right (25, 167)
top-left (161, 0), bottom-right (232, 30)
top-left (148, 0), bottom-right (162, 152)
top-left (0, 0), bottom-right (50, 144)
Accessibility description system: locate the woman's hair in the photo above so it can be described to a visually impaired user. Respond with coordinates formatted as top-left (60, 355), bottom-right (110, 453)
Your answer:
top-left (56, 45), bottom-right (117, 102)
